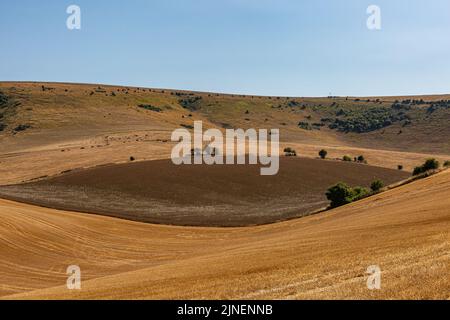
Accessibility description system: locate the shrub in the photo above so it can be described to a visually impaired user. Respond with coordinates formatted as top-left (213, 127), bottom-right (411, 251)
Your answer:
top-left (357, 155), bottom-right (365, 162)
top-left (13, 124), bottom-right (31, 132)
top-left (413, 158), bottom-right (440, 176)
top-left (284, 147), bottom-right (297, 156)
top-left (444, 161), bottom-right (450, 167)
top-left (343, 155), bottom-right (352, 162)
top-left (398, 165), bottom-right (404, 170)
top-left (326, 183), bottom-right (369, 208)
top-left (370, 180), bottom-right (384, 192)
top-left (353, 186), bottom-right (370, 200)
top-left (130, 156), bottom-right (135, 161)
top-left (328, 106), bottom-right (409, 133)
top-left (413, 166), bottom-right (424, 176)
top-left (298, 121), bottom-right (312, 130)
top-left (423, 158), bottom-right (439, 171)
top-left (179, 96), bottom-right (202, 111)
top-left (326, 182), bottom-right (355, 208)
top-left (287, 150), bottom-right (297, 157)
top-left (319, 149), bottom-right (328, 159)
top-left (138, 104), bottom-right (162, 112)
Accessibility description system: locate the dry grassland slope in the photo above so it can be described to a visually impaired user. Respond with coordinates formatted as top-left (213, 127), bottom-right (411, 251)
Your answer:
top-left (0, 169), bottom-right (448, 300)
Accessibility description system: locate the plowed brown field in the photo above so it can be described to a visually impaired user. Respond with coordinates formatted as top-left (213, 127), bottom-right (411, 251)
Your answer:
top-left (0, 158), bottom-right (409, 226)
top-left (1, 169), bottom-right (449, 300)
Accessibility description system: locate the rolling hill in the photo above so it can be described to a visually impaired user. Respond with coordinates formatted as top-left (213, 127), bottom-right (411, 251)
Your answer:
top-left (0, 81), bottom-right (449, 300)
top-left (0, 168), bottom-right (449, 299)
top-left (0, 157), bottom-right (408, 227)
top-left (1, 82), bottom-right (449, 185)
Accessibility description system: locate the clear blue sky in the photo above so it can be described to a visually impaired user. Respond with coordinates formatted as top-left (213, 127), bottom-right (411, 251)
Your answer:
top-left (1, 0), bottom-right (449, 96)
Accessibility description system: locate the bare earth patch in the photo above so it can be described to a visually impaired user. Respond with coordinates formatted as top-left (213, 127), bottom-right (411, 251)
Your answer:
top-left (0, 157), bottom-right (408, 227)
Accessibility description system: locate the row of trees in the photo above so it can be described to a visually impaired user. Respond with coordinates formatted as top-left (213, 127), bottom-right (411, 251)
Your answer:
top-left (326, 180), bottom-right (384, 208)
top-left (327, 158), bottom-right (449, 209)
top-left (319, 149), bottom-right (366, 163)
top-left (283, 148), bottom-right (367, 164)
top-left (413, 159), bottom-right (440, 176)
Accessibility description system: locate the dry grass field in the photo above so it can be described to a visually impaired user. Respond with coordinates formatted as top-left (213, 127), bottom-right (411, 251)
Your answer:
top-left (1, 82), bottom-right (450, 185)
top-left (0, 169), bottom-right (449, 300)
top-left (0, 82), bottom-right (449, 300)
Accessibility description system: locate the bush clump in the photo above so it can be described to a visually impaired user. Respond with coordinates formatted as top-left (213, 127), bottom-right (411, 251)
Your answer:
top-left (283, 147), bottom-right (297, 157)
top-left (138, 104), bottom-right (162, 112)
top-left (413, 158), bottom-right (440, 176)
top-left (326, 182), bottom-right (369, 208)
top-left (343, 155), bottom-right (352, 162)
top-left (444, 161), bottom-right (450, 167)
top-left (179, 96), bottom-right (202, 111)
top-left (356, 155), bottom-right (366, 163)
top-left (13, 124), bottom-right (31, 132)
top-left (298, 121), bottom-right (313, 130)
top-left (328, 106), bottom-right (409, 133)
top-left (370, 180), bottom-right (384, 192)
top-left (319, 149), bottom-right (328, 159)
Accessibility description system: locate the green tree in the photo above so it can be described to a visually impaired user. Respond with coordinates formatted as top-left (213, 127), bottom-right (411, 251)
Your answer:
top-left (343, 155), bottom-right (352, 162)
top-left (422, 158), bottom-right (439, 171)
top-left (326, 182), bottom-right (354, 208)
top-left (370, 180), bottom-right (384, 192)
top-left (284, 148), bottom-right (297, 157)
top-left (353, 186), bottom-right (370, 200)
top-left (413, 158), bottom-right (440, 176)
top-left (413, 166), bottom-right (424, 176)
top-left (326, 183), bottom-right (369, 208)
top-left (319, 149), bottom-right (328, 159)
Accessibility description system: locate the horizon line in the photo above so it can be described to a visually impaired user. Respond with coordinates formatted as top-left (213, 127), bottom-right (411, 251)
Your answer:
top-left (1, 80), bottom-right (449, 99)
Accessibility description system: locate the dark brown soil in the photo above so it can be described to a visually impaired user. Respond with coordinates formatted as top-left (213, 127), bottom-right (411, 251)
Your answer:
top-left (0, 157), bottom-right (409, 227)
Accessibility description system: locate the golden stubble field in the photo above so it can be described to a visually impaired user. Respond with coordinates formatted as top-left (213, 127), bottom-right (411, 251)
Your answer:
top-left (1, 82), bottom-right (450, 185)
top-left (0, 169), bottom-right (449, 300)
top-left (1, 82), bottom-right (449, 300)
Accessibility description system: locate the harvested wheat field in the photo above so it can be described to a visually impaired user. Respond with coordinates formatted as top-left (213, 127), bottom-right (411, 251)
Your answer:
top-left (0, 158), bottom-right (409, 227)
top-left (1, 82), bottom-right (449, 300)
top-left (1, 169), bottom-right (449, 300)
top-left (2, 0), bottom-right (450, 305)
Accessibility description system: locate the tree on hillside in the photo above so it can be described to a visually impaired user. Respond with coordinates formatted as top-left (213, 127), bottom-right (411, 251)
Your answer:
top-left (319, 149), bottom-right (328, 159)
top-left (370, 180), bottom-right (384, 192)
top-left (326, 183), bottom-right (354, 208)
top-left (423, 158), bottom-right (440, 171)
top-left (343, 155), bottom-right (352, 162)
top-left (413, 158), bottom-right (440, 176)
top-left (284, 147), bottom-right (297, 157)
top-left (326, 183), bottom-right (369, 208)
